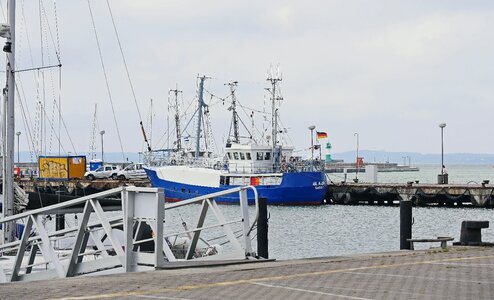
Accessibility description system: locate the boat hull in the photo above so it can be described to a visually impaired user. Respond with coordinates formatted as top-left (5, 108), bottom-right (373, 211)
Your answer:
top-left (145, 167), bottom-right (326, 205)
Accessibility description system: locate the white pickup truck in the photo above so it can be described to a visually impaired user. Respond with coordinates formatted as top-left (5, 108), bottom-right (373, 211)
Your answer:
top-left (84, 165), bottom-right (120, 180)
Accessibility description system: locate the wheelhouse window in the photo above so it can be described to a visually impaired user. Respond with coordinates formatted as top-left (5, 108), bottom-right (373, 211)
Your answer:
top-left (227, 152), bottom-right (232, 159)
top-left (239, 152), bottom-right (245, 160)
top-left (257, 152), bottom-right (263, 160)
top-left (246, 153), bottom-right (252, 160)
top-left (264, 152), bottom-right (271, 160)
top-left (233, 152), bottom-right (239, 160)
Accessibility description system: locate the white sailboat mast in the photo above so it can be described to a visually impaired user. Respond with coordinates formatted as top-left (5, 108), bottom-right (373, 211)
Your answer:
top-left (2, 0), bottom-right (16, 243)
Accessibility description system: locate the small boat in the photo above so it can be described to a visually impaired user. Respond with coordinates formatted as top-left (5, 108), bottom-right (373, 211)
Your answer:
top-left (145, 73), bottom-right (327, 205)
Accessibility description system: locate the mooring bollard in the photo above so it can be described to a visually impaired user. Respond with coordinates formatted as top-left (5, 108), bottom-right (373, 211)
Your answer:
top-left (454, 220), bottom-right (489, 246)
top-left (257, 197), bottom-right (269, 259)
top-left (400, 200), bottom-right (412, 250)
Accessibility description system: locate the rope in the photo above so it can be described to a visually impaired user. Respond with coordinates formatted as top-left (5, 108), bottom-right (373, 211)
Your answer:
top-left (15, 80), bottom-right (38, 161)
top-left (105, 0), bottom-right (153, 152)
top-left (38, 0), bottom-right (61, 64)
top-left (105, 0), bottom-right (144, 122)
top-left (87, 0), bottom-right (126, 161)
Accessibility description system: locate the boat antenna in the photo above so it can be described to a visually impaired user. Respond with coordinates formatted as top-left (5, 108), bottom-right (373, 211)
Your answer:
top-left (169, 84), bottom-right (183, 151)
top-left (195, 76), bottom-right (207, 158)
top-left (267, 65), bottom-right (283, 169)
top-left (226, 81), bottom-right (240, 144)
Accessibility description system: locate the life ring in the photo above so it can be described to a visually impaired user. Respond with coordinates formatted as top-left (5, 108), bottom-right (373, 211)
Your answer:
top-left (281, 163), bottom-right (288, 172)
top-left (214, 162), bottom-right (222, 170)
top-left (170, 159), bottom-right (177, 165)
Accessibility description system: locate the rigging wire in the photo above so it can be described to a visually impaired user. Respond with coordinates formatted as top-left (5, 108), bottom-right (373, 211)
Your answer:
top-left (15, 81), bottom-right (38, 160)
top-left (87, 0), bottom-right (126, 161)
top-left (38, 0), bottom-right (61, 64)
top-left (105, 0), bottom-right (151, 151)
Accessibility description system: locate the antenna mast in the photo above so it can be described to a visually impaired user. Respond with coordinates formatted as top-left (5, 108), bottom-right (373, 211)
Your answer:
top-left (195, 76), bottom-right (207, 158)
top-left (169, 85), bottom-right (182, 151)
top-left (267, 66), bottom-right (283, 169)
top-left (227, 81), bottom-right (240, 143)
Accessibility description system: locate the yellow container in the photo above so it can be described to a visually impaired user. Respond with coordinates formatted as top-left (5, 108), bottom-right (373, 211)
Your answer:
top-left (39, 156), bottom-right (86, 180)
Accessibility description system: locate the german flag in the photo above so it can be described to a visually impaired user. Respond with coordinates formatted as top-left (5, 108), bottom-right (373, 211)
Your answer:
top-left (316, 131), bottom-right (328, 139)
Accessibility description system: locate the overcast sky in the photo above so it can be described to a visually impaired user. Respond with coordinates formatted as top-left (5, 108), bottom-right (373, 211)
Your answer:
top-left (3, 0), bottom-right (494, 159)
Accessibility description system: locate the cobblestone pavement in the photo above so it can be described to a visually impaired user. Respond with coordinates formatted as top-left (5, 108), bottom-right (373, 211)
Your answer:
top-left (1, 247), bottom-right (494, 299)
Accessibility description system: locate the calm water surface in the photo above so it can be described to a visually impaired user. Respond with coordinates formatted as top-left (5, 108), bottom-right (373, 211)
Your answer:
top-left (213, 165), bottom-right (494, 259)
top-left (67, 165), bottom-right (494, 260)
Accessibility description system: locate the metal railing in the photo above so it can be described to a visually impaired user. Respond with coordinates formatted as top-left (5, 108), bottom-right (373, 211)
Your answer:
top-left (0, 185), bottom-right (259, 282)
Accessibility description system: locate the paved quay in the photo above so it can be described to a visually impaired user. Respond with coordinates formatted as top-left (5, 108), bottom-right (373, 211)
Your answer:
top-left (1, 246), bottom-right (494, 299)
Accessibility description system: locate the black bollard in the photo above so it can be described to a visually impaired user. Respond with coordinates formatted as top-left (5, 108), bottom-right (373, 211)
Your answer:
top-left (56, 214), bottom-right (65, 231)
top-left (257, 197), bottom-right (269, 259)
top-left (400, 200), bottom-right (412, 250)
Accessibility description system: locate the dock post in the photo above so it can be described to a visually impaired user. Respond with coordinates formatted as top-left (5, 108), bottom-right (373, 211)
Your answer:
top-left (400, 200), bottom-right (412, 250)
top-left (257, 197), bottom-right (269, 259)
top-left (56, 214), bottom-right (65, 231)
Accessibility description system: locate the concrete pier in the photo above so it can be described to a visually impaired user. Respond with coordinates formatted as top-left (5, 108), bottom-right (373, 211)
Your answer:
top-left (0, 246), bottom-right (493, 299)
top-left (328, 182), bottom-right (494, 207)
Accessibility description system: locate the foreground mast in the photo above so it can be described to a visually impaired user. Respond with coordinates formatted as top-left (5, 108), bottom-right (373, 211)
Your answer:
top-left (2, 0), bottom-right (16, 243)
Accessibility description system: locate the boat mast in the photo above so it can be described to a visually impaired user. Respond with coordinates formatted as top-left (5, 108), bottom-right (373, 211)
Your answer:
top-left (267, 71), bottom-right (282, 170)
top-left (2, 0), bottom-right (16, 243)
top-left (169, 85), bottom-right (182, 151)
top-left (195, 76), bottom-right (206, 158)
top-left (227, 81), bottom-right (239, 144)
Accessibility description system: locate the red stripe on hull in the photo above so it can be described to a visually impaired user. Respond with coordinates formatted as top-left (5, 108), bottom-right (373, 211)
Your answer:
top-left (164, 197), bottom-right (321, 206)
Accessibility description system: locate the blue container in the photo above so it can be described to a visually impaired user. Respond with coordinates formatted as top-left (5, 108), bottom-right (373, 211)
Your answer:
top-left (89, 160), bottom-right (103, 171)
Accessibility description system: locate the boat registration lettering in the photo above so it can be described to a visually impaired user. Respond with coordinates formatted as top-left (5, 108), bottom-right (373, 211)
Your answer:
top-left (312, 181), bottom-right (325, 189)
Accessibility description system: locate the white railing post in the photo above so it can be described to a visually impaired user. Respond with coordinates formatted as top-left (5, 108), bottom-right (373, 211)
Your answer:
top-left (239, 189), bottom-right (253, 255)
top-left (123, 187), bottom-right (137, 272)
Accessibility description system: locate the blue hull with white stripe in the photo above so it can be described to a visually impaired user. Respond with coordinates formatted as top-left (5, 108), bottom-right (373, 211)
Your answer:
top-left (145, 167), bottom-right (327, 205)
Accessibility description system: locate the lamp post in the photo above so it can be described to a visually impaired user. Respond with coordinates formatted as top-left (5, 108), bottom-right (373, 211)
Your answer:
top-left (16, 131), bottom-right (21, 164)
top-left (308, 125), bottom-right (315, 171)
top-left (100, 130), bottom-right (105, 164)
top-left (439, 123), bottom-right (446, 174)
top-left (354, 132), bottom-right (359, 182)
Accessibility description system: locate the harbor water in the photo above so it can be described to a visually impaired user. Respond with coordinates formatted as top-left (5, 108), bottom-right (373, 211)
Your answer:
top-left (56, 164), bottom-right (493, 260)
top-left (163, 164), bottom-right (494, 260)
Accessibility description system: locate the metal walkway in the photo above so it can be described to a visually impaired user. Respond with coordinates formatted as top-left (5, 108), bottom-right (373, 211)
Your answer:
top-left (0, 185), bottom-right (259, 282)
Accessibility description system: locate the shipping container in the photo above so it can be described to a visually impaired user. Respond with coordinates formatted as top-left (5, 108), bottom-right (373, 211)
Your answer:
top-left (39, 156), bottom-right (86, 180)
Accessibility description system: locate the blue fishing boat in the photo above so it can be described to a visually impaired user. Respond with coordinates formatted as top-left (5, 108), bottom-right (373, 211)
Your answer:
top-left (145, 72), bottom-right (327, 205)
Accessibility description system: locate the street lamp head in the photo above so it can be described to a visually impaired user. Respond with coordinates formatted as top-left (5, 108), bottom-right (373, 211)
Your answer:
top-left (100, 130), bottom-right (105, 135)
top-left (16, 131), bottom-right (21, 136)
top-left (439, 123), bottom-right (446, 128)
top-left (308, 125), bottom-right (315, 131)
